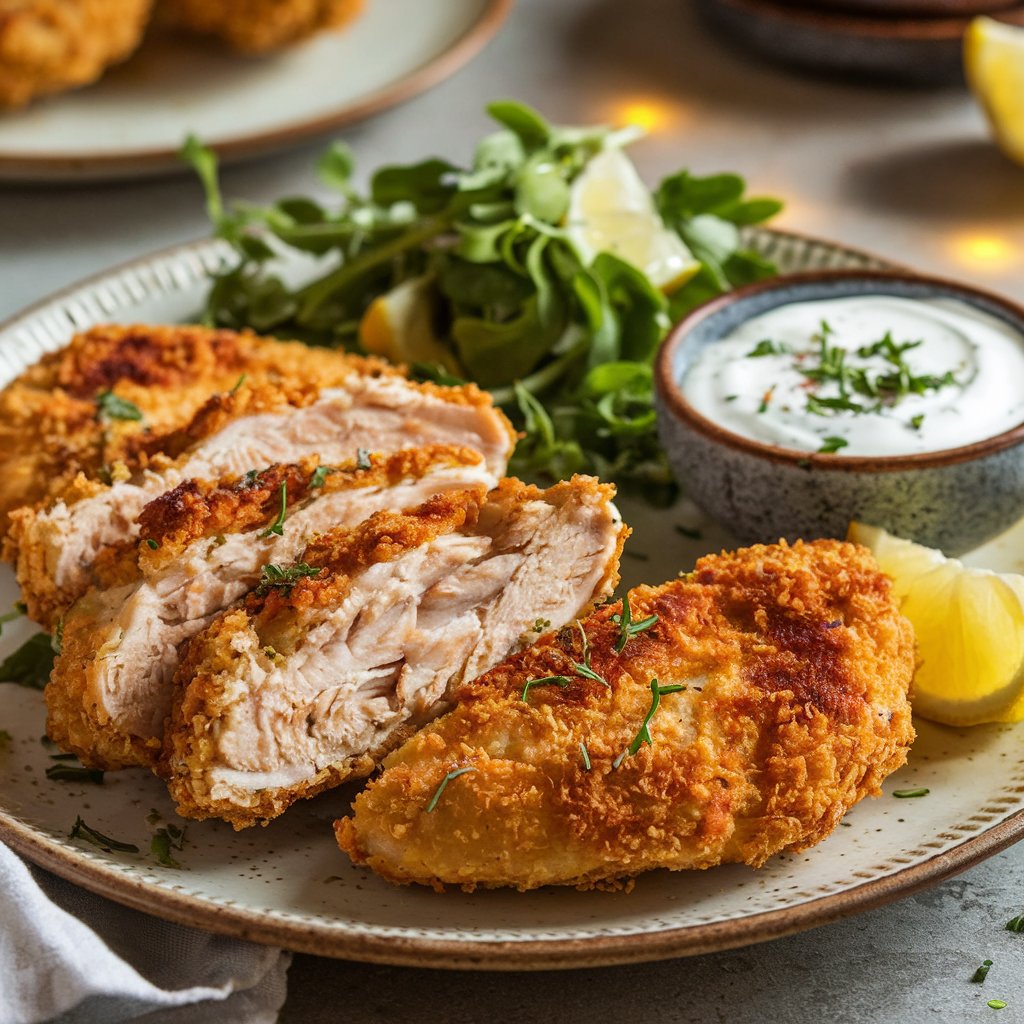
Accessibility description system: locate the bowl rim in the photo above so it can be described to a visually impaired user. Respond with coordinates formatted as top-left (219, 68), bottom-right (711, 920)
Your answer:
top-left (654, 268), bottom-right (1024, 473)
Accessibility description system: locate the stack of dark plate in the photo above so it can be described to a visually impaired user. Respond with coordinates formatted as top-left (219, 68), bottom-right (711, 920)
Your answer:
top-left (697, 0), bottom-right (1024, 84)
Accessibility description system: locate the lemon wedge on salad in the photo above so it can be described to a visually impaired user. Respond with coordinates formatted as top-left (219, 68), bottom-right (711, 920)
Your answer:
top-left (849, 522), bottom-right (1024, 726)
top-left (358, 274), bottom-right (461, 374)
top-left (566, 148), bottom-right (701, 293)
top-left (964, 16), bottom-right (1024, 167)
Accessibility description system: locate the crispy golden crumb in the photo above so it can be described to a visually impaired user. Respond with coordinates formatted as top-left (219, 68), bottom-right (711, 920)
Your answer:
top-left (335, 539), bottom-right (916, 891)
top-left (164, 0), bottom-right (363, 52)
top-left (0, 0), bottom-right (154, 108)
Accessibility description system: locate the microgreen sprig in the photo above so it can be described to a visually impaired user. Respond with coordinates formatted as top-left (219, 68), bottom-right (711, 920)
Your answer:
top-left (521, 675), bottom-right (572, 701)
top-left (259, 481), bottom-right (288, 538)
top-left (612, 678), bottom-right (686, 769)
top-left (425, 765), bottom-right (477, 813)
top-left (610, 592), bottom-right (658, 654)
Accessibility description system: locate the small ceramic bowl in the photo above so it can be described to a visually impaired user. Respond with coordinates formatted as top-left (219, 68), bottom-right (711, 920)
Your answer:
top-left (654, 270), bottom-right (1024, 555)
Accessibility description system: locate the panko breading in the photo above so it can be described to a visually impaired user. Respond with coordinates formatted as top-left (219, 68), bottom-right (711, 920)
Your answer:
top-left (161, 476), bottom-right (626, 829)
top-left (9, 368), bottom-right (514, 630)
top-left (0, 0), bottom-right (153, 108)
top-left (0, 322), bottom-right (386, 546)
top-left (336, 539), bottom-right (916, 891)
top-left (163, 0), bottom-right (363, 52)
top-left (45, 445), bottom-right (497, 771)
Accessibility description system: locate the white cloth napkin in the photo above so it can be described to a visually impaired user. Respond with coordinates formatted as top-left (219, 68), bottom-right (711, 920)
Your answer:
top-left (0, 843), bottom-right (291, 1024)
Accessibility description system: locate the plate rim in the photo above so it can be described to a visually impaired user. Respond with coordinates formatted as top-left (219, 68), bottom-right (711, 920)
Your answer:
top-left (2, 226), bottom-right (1020, 972)
top-left (0, 0), bottom-right (513, 181)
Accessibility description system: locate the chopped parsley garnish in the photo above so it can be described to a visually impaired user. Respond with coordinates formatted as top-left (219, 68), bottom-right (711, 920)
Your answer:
top-left (0, 632), bottom-right (56, 689)
top-left (356, 448), bottom-right (372, 471)
top-left (259, 481), bottom-right (288, 538)
top-left (747, 339), bottom-right (791, 358)
top-left (145, 538), bottom-right (160, 550)
top-left (579, 742), bottom-right (591, 771)
top-left (757, 387), bottom-right (775, 414)
top-left (610, 592), bottom-right (658, 654)
top-left (51, 618), bottom-right (64, 656)
top-left (521, 675), bottom-right (572, 701)
top-left (782, 323), bottom-right (958, 421)
top-left (1006, 915), bottom-right (1024, 933)
top-left (571, 620), bottom-right (609, 686)
top-left (973, 960), bottom-right (994, 983)
top-left (229, 373), bottom-right (247, 394)
top-left (988, 1000), bottom-right (1007, 1010)
top-left (310, 465), bottom-right (339, 488)
top-left (151, 823), bottom-right (187, 868)
top-left (818, 436), bottom-right (849, 455)
top-left (612, 678), bottom-right (686, 768)
top-left (256, 561), bottom-right (322, 595)
top-left (95, 390), bottom-right (143, 422)
top-left (425, 765), bottom-right (477, 813)
top-left (45, 762), bottom-right (105, 784)
top-left (892, 788), bottom-right (930, 798)
top-left (68, 816), bottom-right (139, 853)
top-left (531, 618), bottom-right (551, 633)
top-left (674, 525), bottom-right (703, 540)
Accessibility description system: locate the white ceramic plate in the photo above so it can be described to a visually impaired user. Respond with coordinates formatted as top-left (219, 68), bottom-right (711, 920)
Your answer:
top-left (1, 230), bottom-right (1022, 970)
top-left (0, 0), bottom-right (510, 183)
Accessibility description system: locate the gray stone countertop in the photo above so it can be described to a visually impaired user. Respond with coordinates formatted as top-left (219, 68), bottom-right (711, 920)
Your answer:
top-left (1, 0), bottom-right (1022, 1020)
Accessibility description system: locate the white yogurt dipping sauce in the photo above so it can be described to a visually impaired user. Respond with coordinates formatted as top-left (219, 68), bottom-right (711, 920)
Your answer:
top-left (681, 294), bottom-right (1024, 456)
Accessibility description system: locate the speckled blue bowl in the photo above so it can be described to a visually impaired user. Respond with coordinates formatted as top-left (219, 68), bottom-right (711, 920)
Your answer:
top-left (654, 270), bottom-right (1024, 555)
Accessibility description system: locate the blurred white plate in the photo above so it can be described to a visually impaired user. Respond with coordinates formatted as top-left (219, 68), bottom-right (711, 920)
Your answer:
top-left (0, 229), bottom-right (1022, 970)
top-left (0, 0), bottom-right (510, 183)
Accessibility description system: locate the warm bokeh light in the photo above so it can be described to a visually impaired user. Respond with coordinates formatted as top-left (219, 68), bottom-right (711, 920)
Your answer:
top-left (948, 232), bottom-right (1021, 270)
top-left (607, 97), bottom-right (682, 135)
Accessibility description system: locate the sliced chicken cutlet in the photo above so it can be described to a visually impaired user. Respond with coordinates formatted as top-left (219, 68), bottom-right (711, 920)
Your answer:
top-left (0, 322), bottom-right (386, 543)
top-left (336, 539), bottom-right (916, 891)
top-left (46, 445), bottom-right (496, 771)
top-left (161, 476), bottom-right (626, 829)
top-left (11, 374), bottom-right (514, 630)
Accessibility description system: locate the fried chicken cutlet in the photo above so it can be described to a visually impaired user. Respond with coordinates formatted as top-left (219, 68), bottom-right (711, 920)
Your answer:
top-left (47, 446), bottom-right (497, 770)
top-left (336, 539), bottom-right (915, 891)
top-left (10, 371), bottom-right (514, 630)
top-left (0, 0), bottom-right (153, 108)
top-left (161, 476), bottom-right (626, 829)
top-left (163, 0), bottom-right (363, 53)
top-left (0, 323), bottom-right (387, 544)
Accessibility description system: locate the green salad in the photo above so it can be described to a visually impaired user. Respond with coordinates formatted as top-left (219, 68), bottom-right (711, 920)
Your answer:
top-left (183, 100), bottom-right (782, 501)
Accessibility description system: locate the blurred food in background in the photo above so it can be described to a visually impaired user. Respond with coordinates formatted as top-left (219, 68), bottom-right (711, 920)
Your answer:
top-left (0, 0), bottom-right (153, 108)
top-left (0, 0), bottom-right (365, 109)
top-left (160, 0), bottom-right (363, 54)
top-left (697, 0), bottom-right (1024, 85)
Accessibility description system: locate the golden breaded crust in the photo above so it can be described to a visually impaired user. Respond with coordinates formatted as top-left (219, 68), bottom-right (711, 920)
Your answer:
top-left (0, 323), bottom-right (383, 546)
top-left (164, 0), bottom-right (363, 52)
top-left (0, 0), bottom-right (154, 108)
top-left (336, 539), bottom-right (916, 891)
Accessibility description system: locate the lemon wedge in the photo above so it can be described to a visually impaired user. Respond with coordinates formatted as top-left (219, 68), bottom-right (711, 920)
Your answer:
top-left (358, 274), bottom-right (462, 373)
top-left (566, 148), bottom-right (701, 293)
top-left (849, 522), bottom-right (1024, 726)
top-left (964, 16), bottom-right (1024, 167)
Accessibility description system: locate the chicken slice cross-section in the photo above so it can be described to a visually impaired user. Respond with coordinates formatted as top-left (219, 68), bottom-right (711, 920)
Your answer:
top-left (335, 539), bottom-right (916, 891)
top-left (10, 373), bottom-right (515, 629)
top-left (0, 322), bottom-right (385, 542)
top-left (46, 445), bottom-right (496, 770)
top-left (161, 475), bottom-right (626, 829)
